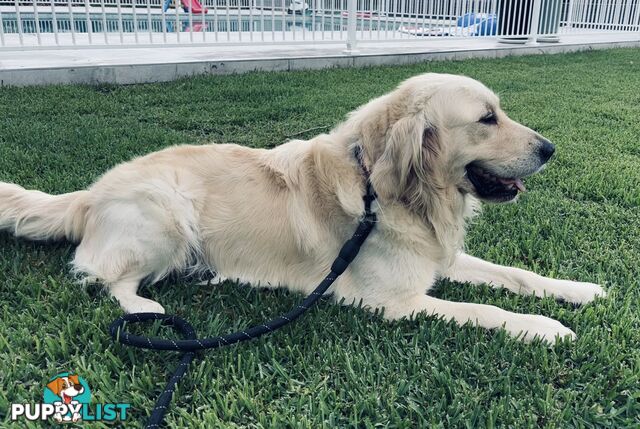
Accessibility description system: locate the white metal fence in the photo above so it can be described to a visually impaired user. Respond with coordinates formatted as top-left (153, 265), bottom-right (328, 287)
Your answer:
top-left (0, 0), bottom-right (638, 49)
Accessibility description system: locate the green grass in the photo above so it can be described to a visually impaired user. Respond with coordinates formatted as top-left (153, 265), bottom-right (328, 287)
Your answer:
top-left (1, 48), bottom-right (639, 428)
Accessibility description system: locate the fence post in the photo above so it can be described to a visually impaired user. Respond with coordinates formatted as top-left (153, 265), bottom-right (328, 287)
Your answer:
top-left (634, 0), bottom-right (640, 32)
top-left (527, 0), bottom-right (542, 45)
top-left (343, 0), bottom-right (358, 54)
top-left (566, 0), bottom-right (574, 29)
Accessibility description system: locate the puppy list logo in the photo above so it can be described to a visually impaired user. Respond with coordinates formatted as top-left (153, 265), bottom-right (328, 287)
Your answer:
top-left (11, 372), bottom-right (130, 424)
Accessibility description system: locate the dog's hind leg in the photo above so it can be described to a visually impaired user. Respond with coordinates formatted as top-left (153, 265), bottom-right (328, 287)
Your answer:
top-left (72, 196), bottom-right (200, 314)
top-left (109, 277), bottom-right (166, 314)
top-left (74, 235), bottom-right (171, 314)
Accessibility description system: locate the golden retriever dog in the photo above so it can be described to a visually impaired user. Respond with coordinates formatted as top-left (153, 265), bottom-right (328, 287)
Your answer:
top-left (0, 73), bottom-right (605, 343)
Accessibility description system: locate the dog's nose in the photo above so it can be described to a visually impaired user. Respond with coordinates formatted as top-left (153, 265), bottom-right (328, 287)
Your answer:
top-left (538, 139), bottom-right (555, 163)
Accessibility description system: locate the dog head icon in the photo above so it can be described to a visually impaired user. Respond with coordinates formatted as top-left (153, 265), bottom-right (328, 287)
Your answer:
top-left (46, 375), bottom-right (85, 404)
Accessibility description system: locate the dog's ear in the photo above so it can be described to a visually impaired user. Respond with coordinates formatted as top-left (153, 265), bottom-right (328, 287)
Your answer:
top-left (46, 378), bottom-right (63, 396)
top-left (421, 126), bottom-right (441, 170)
top-left (371, 114), bottom-right (440, 201)
top-left (68, 375), bottom-right (80, 385)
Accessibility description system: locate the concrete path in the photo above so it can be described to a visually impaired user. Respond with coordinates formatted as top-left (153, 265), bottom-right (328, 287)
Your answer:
top-left (1, 32), bottom-right (638, 86)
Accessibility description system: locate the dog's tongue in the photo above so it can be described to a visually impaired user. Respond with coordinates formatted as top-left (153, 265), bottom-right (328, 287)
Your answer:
top-left (498, 177), bottom-right (527, 192)
top-left (62, 393), bottom-right (72, 404)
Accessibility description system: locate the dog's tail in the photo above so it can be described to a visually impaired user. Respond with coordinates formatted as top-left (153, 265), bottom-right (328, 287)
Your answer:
top-left (0, 182), bottom-right (90, 242)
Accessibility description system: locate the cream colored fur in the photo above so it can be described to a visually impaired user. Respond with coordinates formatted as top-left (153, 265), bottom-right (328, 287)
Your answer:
top-left (0, 73), bottom-right (605, 343)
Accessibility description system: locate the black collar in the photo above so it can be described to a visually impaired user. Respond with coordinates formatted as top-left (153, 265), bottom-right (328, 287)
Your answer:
top-left (353, 145), bottom-right (371, 179)
top-left (353, 146), bottom-right (377, 219)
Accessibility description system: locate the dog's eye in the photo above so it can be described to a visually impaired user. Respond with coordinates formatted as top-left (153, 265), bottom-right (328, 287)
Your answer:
top-left (478, 112), bottom-right (497, 125)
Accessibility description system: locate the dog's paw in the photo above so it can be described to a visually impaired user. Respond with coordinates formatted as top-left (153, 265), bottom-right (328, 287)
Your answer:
top-left (196, 273), bottom-right (228, 286)
top-left (551, 280), bottom-right (607, 305)
top-left (122, 297), bottom-right (166, 314)
top-left (507, 314), bottom-right (576, 344)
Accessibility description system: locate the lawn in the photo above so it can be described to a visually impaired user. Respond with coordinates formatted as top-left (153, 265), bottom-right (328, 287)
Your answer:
top-left (1, 48), bottom-right (639, 428)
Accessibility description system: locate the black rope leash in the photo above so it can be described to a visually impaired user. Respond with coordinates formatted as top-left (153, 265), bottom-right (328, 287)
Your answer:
top-left (109, 148), bottom-right (377, 429)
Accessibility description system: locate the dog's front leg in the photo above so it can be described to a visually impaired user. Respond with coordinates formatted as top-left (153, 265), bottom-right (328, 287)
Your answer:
top-left (442, 252), bottom-right (606, 304)
top-left (384, 294), bottom-right (575, 343)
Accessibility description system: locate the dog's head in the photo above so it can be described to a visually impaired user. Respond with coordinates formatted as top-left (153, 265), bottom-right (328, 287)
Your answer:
top-left (46, 375), bottom-right (84, 404)
top-left (349, 73), bottom-right (554, 207)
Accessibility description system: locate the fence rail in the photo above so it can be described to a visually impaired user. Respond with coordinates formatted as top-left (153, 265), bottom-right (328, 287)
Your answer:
top-left (0, 0), bottom-right (639, 49)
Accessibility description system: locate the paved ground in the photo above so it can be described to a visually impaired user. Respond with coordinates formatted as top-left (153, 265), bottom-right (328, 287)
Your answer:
top-left (1, 31), bottom-right (638, 85)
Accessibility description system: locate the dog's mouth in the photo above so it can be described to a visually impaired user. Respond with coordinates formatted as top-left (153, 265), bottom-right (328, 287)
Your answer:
top-left (465, 163), bottom-right (527, 203)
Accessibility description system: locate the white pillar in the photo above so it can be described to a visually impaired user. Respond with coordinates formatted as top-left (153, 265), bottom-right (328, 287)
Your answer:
top-left (566, 0), bottom-right (574, 29)
top-left (343, 0), bottom-right (358, 54)
top-left (527, 0), bottom-right (542, 45)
